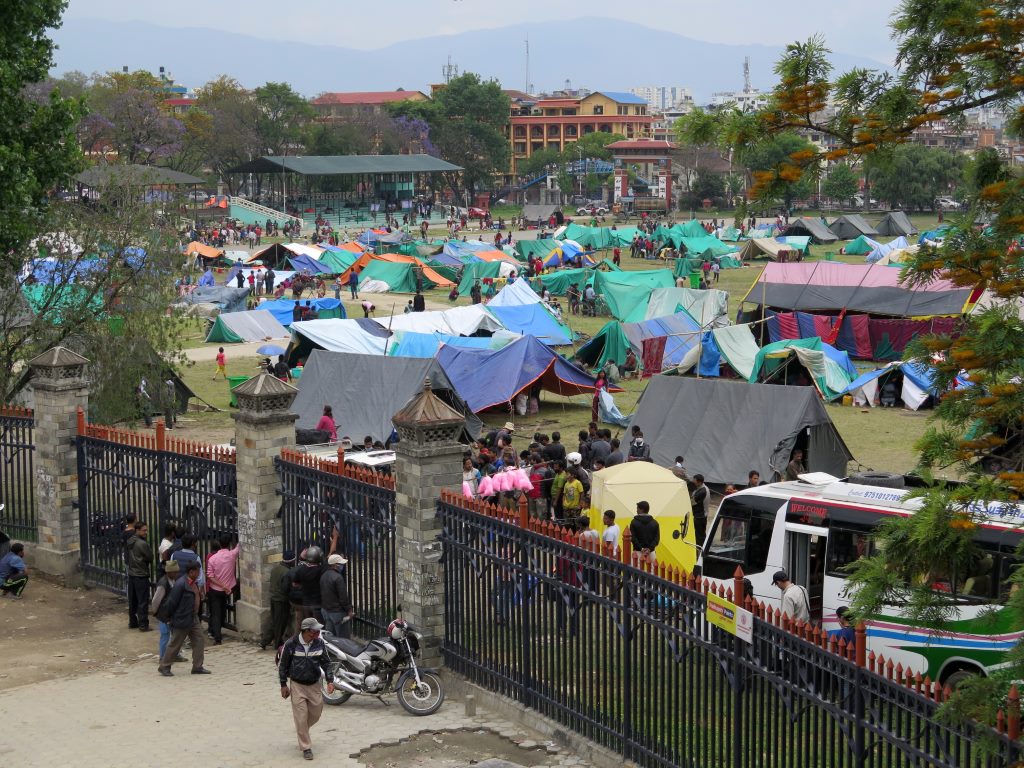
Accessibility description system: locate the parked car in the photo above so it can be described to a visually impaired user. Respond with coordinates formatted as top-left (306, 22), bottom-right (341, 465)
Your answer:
top-left (935, 197), bottom-right (961, 211)
top-left (187, 190), bottom-right (211, 202)
top-left (576, 204), bottom-right (608, 216)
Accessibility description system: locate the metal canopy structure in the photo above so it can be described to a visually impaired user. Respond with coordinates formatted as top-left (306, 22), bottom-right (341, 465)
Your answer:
top-left (74, 164), bottom-right (205, 187)
top-left (227, 154), bottom-right (462, 176)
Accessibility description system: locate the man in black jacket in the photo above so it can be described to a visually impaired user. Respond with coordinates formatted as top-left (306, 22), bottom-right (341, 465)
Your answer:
top-left (279, 617), bottom-right (335, 760)
top-left (628, 500), bottom-right (661, 564)
top-left (126, 522), bottom-right (153, 632)
top-left (157, 561), bottom-right (210, 676)
top-left (320, 554), bottom-right (352, 639)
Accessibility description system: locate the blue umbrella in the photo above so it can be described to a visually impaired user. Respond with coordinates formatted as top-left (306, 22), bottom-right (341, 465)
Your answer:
top-left (257, 343), bottom-right (286, 356)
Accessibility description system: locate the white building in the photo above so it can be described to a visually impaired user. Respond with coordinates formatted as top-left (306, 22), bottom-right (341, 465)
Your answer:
top-left (630, 86), bottom-right (694, 112)
top-left (709, 89), bottom-right (769, 112)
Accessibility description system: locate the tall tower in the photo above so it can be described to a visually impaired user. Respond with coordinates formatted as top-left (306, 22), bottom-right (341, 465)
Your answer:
top-left (743, 57), bottom-right (751, 93)
top-left (442, 56), bottom-right (459, 84)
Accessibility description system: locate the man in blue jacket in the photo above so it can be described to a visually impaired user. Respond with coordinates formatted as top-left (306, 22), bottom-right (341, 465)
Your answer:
top-left (157, 561), bottom-right (210, 677)
top-left (279, 617), bottom-right (335, 760)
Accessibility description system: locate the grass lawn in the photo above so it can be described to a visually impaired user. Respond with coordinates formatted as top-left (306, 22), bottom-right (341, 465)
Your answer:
top-left (177, 210), bottom-right (950, 477)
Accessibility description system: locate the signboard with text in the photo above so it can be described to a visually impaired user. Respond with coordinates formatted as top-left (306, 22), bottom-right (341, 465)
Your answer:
top-left (706, 593), bottom-right (753, 644)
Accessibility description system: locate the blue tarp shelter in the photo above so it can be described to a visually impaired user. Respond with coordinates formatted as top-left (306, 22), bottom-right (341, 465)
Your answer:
top-left (287, 254), bottom-right (333, 274)
top-left (487, 302), bottom-right (574, 345)
top-left (258, 298), bottom-right (346, 327)
top-left (387, 332), bottom-right (512, 358)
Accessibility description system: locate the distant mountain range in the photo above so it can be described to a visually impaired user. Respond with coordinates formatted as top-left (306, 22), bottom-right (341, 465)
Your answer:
top-left (51, 16), bottom-right (887, 102)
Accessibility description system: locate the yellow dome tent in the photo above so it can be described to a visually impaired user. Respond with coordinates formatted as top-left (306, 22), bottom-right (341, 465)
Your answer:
top-left (588, 462), bottom-right (697, 573)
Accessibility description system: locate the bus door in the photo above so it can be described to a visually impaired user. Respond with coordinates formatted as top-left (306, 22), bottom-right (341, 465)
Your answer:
top-left (784, 522), bottom-right (828, 623)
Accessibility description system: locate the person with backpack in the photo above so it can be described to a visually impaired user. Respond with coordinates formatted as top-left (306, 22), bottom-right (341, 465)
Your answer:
top-left (150, 559), bottom-right (180, 661)
top-left (773, 570), bottom-right (811, 623)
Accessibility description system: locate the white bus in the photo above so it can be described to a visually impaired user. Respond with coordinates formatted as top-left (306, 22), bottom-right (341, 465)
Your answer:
top-left (698, 472), bottom-right (1023, 686)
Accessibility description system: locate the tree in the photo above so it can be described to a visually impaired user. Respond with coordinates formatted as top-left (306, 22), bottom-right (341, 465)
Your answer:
top-left (188, 76), bottom-right (262, 191)
top-left (389, 73), bottom-right (510, 203)
top-left (0, 0), bottom-right (84, 256)
top-left (869, 144), bottom-right (967, 211)
top-left (740, 132), bottom-right (816, 211)
top-left (253, 82), bottom-right (313, 156)
top-left (821, 163), bottom-right (859, 205)
top-left (745, 0), bottom-right (1024, 722)
top-left (517, 147), bottom-right (562, 179)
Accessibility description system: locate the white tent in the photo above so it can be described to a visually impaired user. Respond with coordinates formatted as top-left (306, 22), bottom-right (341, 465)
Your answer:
top-left (379, 304), bottom-right (504, 337)
top-left (289, 319), bottom-right (388, 355)
top-left (487, 278), bottom-right (542, 307)
top-left (645, 287), bottom-right (730, 327)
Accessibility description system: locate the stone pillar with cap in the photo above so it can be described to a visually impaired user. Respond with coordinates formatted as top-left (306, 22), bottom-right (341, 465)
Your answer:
top-left (392, 379), bottom-right (465, 668)
top-left (231, 373), bottom-right (297, 639)
top-left (27, 346), bottom-right (90, 582)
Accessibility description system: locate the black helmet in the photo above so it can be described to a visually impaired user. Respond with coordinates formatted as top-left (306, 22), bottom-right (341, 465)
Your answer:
top-left (305, 545), bottom-right (323, 564)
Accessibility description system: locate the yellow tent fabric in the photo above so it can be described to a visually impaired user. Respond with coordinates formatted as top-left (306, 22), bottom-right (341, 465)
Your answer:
top-left (588, 462), bottom-right (696, 573)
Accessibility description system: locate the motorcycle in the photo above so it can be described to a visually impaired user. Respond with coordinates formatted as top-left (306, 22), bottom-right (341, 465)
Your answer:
top-left (321, 618), bottom-right (444, 716)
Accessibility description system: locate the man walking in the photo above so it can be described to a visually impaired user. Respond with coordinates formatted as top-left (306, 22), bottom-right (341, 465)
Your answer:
top-left (126, 521), bottom-right (153, 632)
top-left (320, 554), bottom-right (352, 638)
top-left (262, 549), bottom-right (296, 651)
top-left (347, 268), bottom-right (360, 300)
top-left (0, 542), bottom-right (29, 598)
top-left (206, 533), bottom-right (240, 645)
top-left (773, 570), bottom-right (811, 623)
top-left (150, 558), bottom-right (180, 660)
top-left (279, 617), bottom-right (335, 760)
top-left (157, 561), bottom-right (210, 676)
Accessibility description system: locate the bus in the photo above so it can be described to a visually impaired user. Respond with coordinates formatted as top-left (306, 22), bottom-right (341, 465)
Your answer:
top-left (698, 472), bottom-right (1023, 686)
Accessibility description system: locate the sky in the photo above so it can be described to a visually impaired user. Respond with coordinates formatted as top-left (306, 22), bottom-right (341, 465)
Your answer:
top-left (63, 0), bottom-right (901, 66)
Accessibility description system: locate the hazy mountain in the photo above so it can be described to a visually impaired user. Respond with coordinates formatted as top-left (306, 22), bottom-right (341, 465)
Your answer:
top-left (51, 16), bottom-right (887, 102)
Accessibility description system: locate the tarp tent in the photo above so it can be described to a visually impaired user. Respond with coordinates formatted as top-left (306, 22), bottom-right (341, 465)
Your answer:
top-left (487, 278), bottom-right (541, 308)
top-left (645, 287), bottom-right (730, 327)
top-left (359, 261), bottom-right (442, 293)
top-left (742, 262), bottom-right (976, 317)
top-left (288, 253), bottom-right (333, 275)
top-left (381, 304), bottom-right (503, 337)
top-left (775, 236), bottom-right (811, 255)
top-left (488, 302), bottom-right (574, 345)
top-left (738, 238), bottom-right (795, 261)
top-left (592, 269), bottom-right (676, 322)
top-left (536, 268), bottom-right (595, 296)
top-left (522, 204), bottom-right (560, 223)
top-left (749, 337), bottom-right (858, 400)
top-left (457, 262), bottom-right (513, 297)
top-left (784, 217), bottom-right (839, 244)
top-left (865, 236), bottom-right (909, 264)
top-left (840, 360), bottom-right (937, 410)
top-left (316, 248), bottom-right (365, 274)
top-left (630, 377), bottom-right (853, 486)
top-left (205, 309), bottom-right (289, 343)
top-left (576, 311), bottom-right (703, 371)
top-left (172, 286), bottom-right (250, 316)
top-left (288, 318), bottom-right (390, 360)
top-left (515, 239), bottom-right (562, 261)
top-left (876, 211), bottom-right (918, 237)
top-left (843, 235), bottom-right (882, 256)
top-left (257, 298), bottom-right (346, 327)
top-left (386, 331), bottom-right (514, 358)
top-left (437, 335), bottom-right (618, 412)
top-left (293, 350), bottom-right (481, 443)
top-left (829, 214), bottom-right (879, 239)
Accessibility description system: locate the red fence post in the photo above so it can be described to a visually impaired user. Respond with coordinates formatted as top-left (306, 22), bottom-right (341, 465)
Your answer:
top-left (1009, 684), bottom-right (1020, 742)
top-left (76, 407), bottom-right (86, 436)
top-left (155, 420), bottom-right (166, 452)
top-left (855, 622), bottom-right (867, 668)
top-left (733, 565), bottom-right (745, 606)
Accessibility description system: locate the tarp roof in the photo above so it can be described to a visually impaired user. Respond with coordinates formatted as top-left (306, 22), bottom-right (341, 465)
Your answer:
top-left (577, 311), bottom-right (703, 371)
top-left (75, 164), bottom-right (205, 187)
top-left (644, 287), bottom-right (730, 327)
top-left (227, 154), bottom-right (462, 176)
top-left (515, 239), bottom-right (562, 260)
top-left (738, 238), bottom-right (791, 261)
top-left (784, 217), bottom-right (838, 244)
top-left (379, 304), bottom-right (503, 337)
top-left (593, 269), bottom-right (677, 322)
top-left (742, 261), bottom-right (975, 317)
top-left (875, 211), bottom-right (918, 237)
top-left (487, 278), bottom-right (541, 308)
top-left (288, 253), bottom-right (333, 275)
top-left (387, 331), bottom-right (514, 358)
top-left (205, 309), bottom-right (289, 343)
top-left (537, 268), bottom-right (594, 296)
top-left (292, 350), bottom-right (481, 442)
top-left (488, 302), bottom-right (574, 345)
top-left (185, 241), bottom-right (224, 260)
top-left (289, 318), bottom-right (390, 356)
top-left (830, 214), bottom-right (879, 239)
top-left (437, 335), bottom-right (618, 412)
top-left (522, 205), bottom-right (559, 222)
top-left (630, 377), bottom-right (853, 485)
top-left (843, 234), bottom-right (882, 256)
top-left (866, 236), bottom-right (909, 264)
top-left (172, 286), bottom-right (250, 315)
top-left (749, 336), bottom-right (858, 400)
top-left (258, 298), bottom-right (346, 327)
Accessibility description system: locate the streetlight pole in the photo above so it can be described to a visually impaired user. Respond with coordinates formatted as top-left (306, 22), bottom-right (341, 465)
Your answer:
top-left (577, 143), bottom-right (584, 201)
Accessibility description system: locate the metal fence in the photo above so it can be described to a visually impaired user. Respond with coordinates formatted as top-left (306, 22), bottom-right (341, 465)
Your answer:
top-left (438, 492), bottom-right (1022, 768)
top-left (0, 405), bottom-right (35, 542)
top-left (76, 412), bottom-right (238, 628)
top-left (276, 448), bottom-right (397, 638)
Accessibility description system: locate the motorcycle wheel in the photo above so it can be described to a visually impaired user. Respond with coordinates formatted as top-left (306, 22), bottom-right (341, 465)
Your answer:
top-left (396, 669), bottom-right (444, 716)
top-left (322, 665), bottom-right (352, 706)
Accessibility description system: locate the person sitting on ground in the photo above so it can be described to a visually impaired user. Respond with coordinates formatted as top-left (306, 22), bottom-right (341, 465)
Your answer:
top-left (0, 542), bottom-right (29, 598)
top-left (622, 349), bottom-right (638, 376)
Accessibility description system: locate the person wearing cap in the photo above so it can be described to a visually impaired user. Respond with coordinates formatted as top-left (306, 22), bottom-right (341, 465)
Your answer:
top-left (320, 553), bottom-right (353, 639)
top-left (628, 501), bottom-right (660, 563)
top-left (150, 558), bottom-right (181, 661)
top-left (262, 549), bottom-right (296, 651)
top-left (157, 560), bottom-right (210, 676)
top-left (279, 617), bottom-right (335, 760)
top-left (773, 570), bottom-right (810, 623)
top-left (828, 606), bottom-right (856, 645)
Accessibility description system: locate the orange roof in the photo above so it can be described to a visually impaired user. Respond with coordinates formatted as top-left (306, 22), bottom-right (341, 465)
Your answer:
top-left (184, 241), bottom-right (223, 260)
top-left (312, 91), bottom-right (427, 106)
top-left (473, 250), bottom-right (518, 264)
top-left (373, 253), bottom-right (455, 287)
top-left (339, 241), bottom-right (365, 253)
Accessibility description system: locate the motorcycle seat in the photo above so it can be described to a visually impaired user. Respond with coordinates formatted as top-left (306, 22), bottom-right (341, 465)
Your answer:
top-left (326, 634), bottom-right (367, 657)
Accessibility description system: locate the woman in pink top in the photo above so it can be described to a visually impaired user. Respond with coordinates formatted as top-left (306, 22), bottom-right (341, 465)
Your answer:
top-left (316, 405), bottom-right (338, 443)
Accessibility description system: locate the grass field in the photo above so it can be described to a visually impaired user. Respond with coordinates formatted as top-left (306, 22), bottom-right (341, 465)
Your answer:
top-left (177, 209), bottom-right (951, 481)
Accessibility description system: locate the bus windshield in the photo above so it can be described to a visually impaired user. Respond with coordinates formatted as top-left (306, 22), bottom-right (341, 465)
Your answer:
top-left (702, 495), bottom-right (783, 580)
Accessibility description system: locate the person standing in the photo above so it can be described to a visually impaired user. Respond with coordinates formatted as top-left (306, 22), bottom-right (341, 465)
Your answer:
top-left (265, 268), bottom-right (276, 296)
top-left (628, 501), bottom-right (660, 564)
top-left (213, 347), bottom-right (227, 381)
top-left (605, 438), bottom-right (624, 467)
top-left (206, 534), bottom-right (240, 646)
top-left (560, 467), bottom-right (585, 521)
top-left (150, 558), bottom-right (180, 660)
top-left (157, 561), bottom-right (210, 676)
top-left (690, 474), bottom-right (711, 545)
top-left (316, 406), bottom-right (337, 443)
top-left (591, 371), bottom-right (607, 423)
top-left (163, 379), bottom-right (177, 430)
top-left (347, 268), bottom-right (359, 300)
top-left (601, 510), bottom-right (620, 556)
top-left (320, 554), bottom-right (352, 638)
top-left (333, 276), bottom-right (342, 301)
top-left (773, 570), bottom-right (810, 623)
top-left (279, 617), bottom-right (335, 761)
top-left (785, 449), bottom-right (806, 481)
top-left (0, 542), bottom-right (29, 598)
top-left (262, 549), bottom-right (296, 651)
top-left (126, 521), bottom-right (153, 632)
top-left (470, 279), bottom-right (482, 305)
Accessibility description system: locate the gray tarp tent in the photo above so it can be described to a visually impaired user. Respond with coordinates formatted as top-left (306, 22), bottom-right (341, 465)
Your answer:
top-left (172, 286), bottom-right (250, 316)
top-left (829, 214), bottom-right (879, 239)
top-left (522, 204), bottom-right (560, 223)
top-left (875, 211), bottom-right (917, 237)
top-left (292, 350), bottom-right (482, 443)
top-left (205, 309), bottom-right (288, 343)
top-left (784, 217), bottom-right (838, 244)
top-left (630, 377), bottom-right (853, 486)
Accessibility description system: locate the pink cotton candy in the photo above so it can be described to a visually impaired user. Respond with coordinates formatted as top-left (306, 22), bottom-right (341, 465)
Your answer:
top-left (515, 469), bottom-right (533, 491)
top-left (462, 481), bottom-right (474, 498)
top-left (478, 475), bottom-right (494, 497)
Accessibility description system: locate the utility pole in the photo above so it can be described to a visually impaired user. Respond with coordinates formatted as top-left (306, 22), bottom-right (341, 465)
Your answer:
top-left (525, 36), bottom-right (530, 94)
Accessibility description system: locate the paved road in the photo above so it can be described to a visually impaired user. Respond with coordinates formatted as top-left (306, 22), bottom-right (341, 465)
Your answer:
top-left (0, 640), bottom-right (559, 767)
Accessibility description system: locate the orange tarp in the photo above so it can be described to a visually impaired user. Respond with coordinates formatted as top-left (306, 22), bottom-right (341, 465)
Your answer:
top-left (184, 241), bottom-right (223, 260)
top-left (338, 241), bottom-right (365, 253)
top-left (473, 250), bottom-right (518, 264)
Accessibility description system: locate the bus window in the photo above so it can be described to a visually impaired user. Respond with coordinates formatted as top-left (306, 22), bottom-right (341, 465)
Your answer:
top-left (702, 496), bottom-right (781, 580)
top-left (826, 526), bottom-right (875, 577)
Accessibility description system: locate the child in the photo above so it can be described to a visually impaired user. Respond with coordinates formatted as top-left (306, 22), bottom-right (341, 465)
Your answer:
top-left (213, 347), bottom-right (227, 381)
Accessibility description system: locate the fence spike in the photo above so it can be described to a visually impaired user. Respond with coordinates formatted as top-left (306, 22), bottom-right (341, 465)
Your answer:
top-left (914, 673), bottom-right (923, 695)
top-left (886, 659), bottom-right (895, 681)
top-left (836, 637), bottom-right (845, 656)
top-left (868, 651), bottom-right (876, 674)
top-left (943, 684), bottom-right (953, 702)
top-left (1008, 684), bottom-right (1020, 741)
top-left (998, 709), bottom-right (1007, 734)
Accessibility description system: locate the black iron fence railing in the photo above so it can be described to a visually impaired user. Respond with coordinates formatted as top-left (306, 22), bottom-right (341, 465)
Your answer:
top-left (76, 412), bottom-right (238, 628)
top-left (0, 405), bottom-right (35, 542)
top-left (275, 448), bottom-right (396, 638)
top-left (438, 491), bottom-right (1022, 768)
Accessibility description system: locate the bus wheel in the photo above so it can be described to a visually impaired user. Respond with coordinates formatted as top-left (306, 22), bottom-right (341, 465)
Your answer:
top-left (941, 665), bottom-right (981, 689)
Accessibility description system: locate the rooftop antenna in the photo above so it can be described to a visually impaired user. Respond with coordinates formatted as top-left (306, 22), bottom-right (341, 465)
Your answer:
top-left (525, 36), bottom-right (530, 94)
top-left (442, 55), bottom-right (459, 84)
top-left (744, 56), bottom-right (751, 93)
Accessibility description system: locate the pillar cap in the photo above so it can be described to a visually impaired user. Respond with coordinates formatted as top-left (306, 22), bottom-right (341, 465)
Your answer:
top-left (28, 346), bottom-right (89, 383)
top-left (233, 373), bottom-right (297, 416)
top-left (392, 378), bottom-right (464, 446)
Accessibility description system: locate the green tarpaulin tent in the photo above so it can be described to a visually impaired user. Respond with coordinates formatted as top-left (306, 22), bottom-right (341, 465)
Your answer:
top-left (535, 267), bottom-right (595, 296)
top-left (318, 249), bottom-right (363, 273)
top-left (749, 337), bottom-right (856, 400)
top-left (358, 261), bottom-right (439, 293)
top-left (22, 283), bottom-right (103, 322)
top-left (843, 235), bottom-right (877, 256)
top-left (457, 262), bottom-right (506, 296)
top-left (575, 320), bottom-right (631, 369)
top-left (610, 226), bottom-right (640, 246)
top-left (593, 269), bottom-right (676, 322)
top-left (516, 239), bottom-right (561, 260)
top-left (719, 226), bottom-right (744, 241)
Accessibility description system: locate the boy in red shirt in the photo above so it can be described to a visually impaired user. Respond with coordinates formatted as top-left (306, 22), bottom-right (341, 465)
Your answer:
top-left (213, 347), bottom-right (227, 381)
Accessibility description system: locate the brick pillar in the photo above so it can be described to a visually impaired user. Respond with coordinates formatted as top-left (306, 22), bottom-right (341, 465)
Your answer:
top-left (391, 379), bottom-right (464, 668)
top-left (231, 374), bottom-right (297, 640)
top-left (27, 347), bottom-right (89, 583)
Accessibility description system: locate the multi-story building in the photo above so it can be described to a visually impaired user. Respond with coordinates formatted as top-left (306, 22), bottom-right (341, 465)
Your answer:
top-left (630, 86), bottom-right (693, 112)
top-left (310, 90), bottom-right (429, 120)
top-left (709, 89), bottom-right (768, 112)
top-left (507, 91), bottom-right (654, 175)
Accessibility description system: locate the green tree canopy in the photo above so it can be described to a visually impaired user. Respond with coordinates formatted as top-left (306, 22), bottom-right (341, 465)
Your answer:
top-left (869, 144), bottom-right (967, 211)
top-left (821, 163), bottom-right (859, 204)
